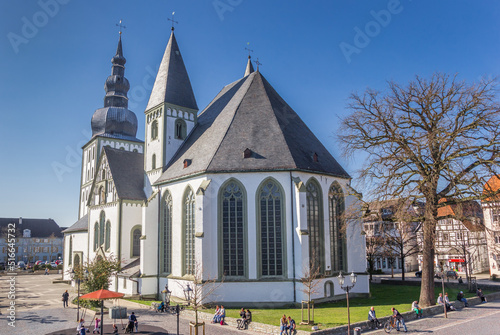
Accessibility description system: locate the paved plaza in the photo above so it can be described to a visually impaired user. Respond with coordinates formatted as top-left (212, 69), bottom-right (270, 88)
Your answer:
top-left (0, 273), bottom-right (259, 335)
top-left (1, 273), bottom-right (500, 334)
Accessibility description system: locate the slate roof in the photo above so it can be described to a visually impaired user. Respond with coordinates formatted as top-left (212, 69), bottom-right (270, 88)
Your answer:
top-left (146, 30), bottom-right (198, 111)
top-left (119, 258), bottom-right (140, 277)
top-left (155, 71), bottom-right (350, 184)
top-left (103, 147), bottom-right (147, 201)
top-left (0, 218), bottom-right (63, 238)
top-left (62, 214), bottom-right (88, 234)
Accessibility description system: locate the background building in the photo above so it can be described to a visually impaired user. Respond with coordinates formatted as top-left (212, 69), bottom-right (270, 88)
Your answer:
top-left (417, 200), bottom-right (488, 274)
top-left (0, 217), bottom-right (64, 264)
top-left (363, 199), bottom-right (420, 274)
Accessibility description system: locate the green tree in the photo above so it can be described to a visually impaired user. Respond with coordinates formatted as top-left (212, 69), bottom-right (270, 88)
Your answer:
top-left (340, 73), bottom-right (500, 307)
top-left (73, 255), bottom-right (121, 293)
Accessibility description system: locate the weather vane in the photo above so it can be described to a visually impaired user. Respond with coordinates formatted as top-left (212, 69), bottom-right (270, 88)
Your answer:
top-left (245, 42), bottom-right (253, 58)
top-left (168, 11), bottom-right (178, 31)
top-left (116, 19), bottom-right (126, 35)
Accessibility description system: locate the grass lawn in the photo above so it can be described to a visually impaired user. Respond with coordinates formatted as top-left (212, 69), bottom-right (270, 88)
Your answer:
top-left (223, 284), bottom-right (487, 332)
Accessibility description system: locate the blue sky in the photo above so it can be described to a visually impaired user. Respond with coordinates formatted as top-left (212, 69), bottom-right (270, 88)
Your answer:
top-left (1, 0), bottom-right (499, 227)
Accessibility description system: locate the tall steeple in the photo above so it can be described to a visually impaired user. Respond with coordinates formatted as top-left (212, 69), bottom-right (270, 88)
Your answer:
top-left (146, 29), bottom-right (198, 111)
top-left (244, 55), bottom-right (254, 77)
top-left (91, 35), bottom-right (138, 139)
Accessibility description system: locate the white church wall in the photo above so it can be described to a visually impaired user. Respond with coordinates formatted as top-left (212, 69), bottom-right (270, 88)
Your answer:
top-left (87, 204), bottom-right (119, 261)
top-left (140, 191), bottom-right (160, 298)
top-left (120, 202), bottom-right (143, 263)
top-left (164, 107), bottom-right (196, 167)
top-left (482, 204), bottom-right (500, 276)
top-left (62, 230), bottom-right (88, 280)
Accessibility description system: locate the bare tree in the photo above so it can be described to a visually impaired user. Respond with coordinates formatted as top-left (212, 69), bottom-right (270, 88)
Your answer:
top-left (339, 73), bottom-right (500, 307)
top-left (179, 261), bottom-right (223, 333)
top-left (365, 235), bottom-right (384, 281)
top-left (299, 251), bottom-right (323, 325)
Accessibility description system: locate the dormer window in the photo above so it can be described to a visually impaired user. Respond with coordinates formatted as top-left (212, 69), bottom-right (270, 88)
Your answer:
top-left (151, 120), bottom-right (159, 140)
top-left (175, 119), bottom-right (187, 140)
top-left (243, 148), bottom-right (252, 158)
top-left (183, 159), bottom-right (192, 168)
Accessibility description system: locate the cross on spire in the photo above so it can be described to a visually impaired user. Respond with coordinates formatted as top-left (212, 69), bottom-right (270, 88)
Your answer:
top-left (116, 19), bottom-right (126, 35)
top-left (168, 11), bottom-right (178, 31)
top-left (254, 58), bottom-right (262, 71)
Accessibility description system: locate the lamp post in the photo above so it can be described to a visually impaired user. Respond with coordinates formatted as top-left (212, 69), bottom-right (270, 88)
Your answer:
top-left (162, 284), bottom-right (172, 305)
top-left (183, 284), bottom-right (192, 306)
top-left (338, 271), bottom-right (357, 335)
top-left (71, 268), bottom-right (89, 322)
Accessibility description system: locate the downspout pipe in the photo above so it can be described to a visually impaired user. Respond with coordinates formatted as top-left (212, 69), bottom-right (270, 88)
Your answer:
top-left (290, 171), bottom-right (296, 303)
top-left (157, 190), bottom-right (161, 300)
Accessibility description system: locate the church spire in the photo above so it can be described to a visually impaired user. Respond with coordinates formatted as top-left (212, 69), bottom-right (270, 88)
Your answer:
top-left (146, 27), bottom-right (197, 111)
top-left (91, 33), bottom-right (138, 139)
top-left (244, 55), bottom-right (254, 77)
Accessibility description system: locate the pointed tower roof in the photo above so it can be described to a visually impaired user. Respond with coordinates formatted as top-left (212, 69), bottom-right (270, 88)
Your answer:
top-left (146, 30), bottom-right (198, 111)
top-left (244, 56), bottom-right (254, 77)
top-left (155, 71), bottom-right (350, 184)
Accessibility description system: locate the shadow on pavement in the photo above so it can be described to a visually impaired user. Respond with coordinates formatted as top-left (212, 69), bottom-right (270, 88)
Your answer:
top-left (46, 324), bottom-right (168, 335)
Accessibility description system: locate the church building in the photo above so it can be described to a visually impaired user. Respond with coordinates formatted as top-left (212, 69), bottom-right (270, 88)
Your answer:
top-left (63, 26), bottom-right (369, 305)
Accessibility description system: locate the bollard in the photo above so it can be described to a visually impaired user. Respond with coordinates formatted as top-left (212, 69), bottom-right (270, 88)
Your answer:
top-left (353, 327), bottom-right (361, 335)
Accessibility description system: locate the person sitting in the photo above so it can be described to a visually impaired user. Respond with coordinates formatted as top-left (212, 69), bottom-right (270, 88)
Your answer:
top-left (411, 301), bottom-right (422, 318)
top-left (157, 301), bottom-right (165, 313)
top-left (287, 316), bottom-right (296, 335)
top-left (458, 276), bottom-right (463, 284)
top-left (219, 305), bottom-right (226, 325)
top-left (77, 319), bottom-right (85, 335)
top-left (244, 309), bottom-right (252, 329)
top-left (236, 308), bottom-right (246, 329)
top-left (279, 315), bottom-right (288, 335)
top-left (212, 305), bottom-right (220, 323)
top-left (444, 293), bottom-right (455, 311)
top-left (457, 291), bottom-right (468, 307)
top-left (368, 306), bottom-right (380, 329)
top-left (477, 288), bottom-right (487, 302)
top-left (391, 307), bottom-right (407, 332)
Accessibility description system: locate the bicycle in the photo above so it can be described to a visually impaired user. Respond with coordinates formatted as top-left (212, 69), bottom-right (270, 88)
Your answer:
top-left (384, 316), bottom-right (396, 333)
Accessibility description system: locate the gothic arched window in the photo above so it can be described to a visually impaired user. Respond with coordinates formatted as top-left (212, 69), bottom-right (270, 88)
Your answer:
top-left (161, 190), bottom-right (173, 274)
top-left (93, 222), bottom-right (98, 251)
top-left (99, 211), bottom-right (105, 248)
top-left (68, 237), bottom-right (73, 265)
top-left (105, 221), bottom-right (111, 251)
top-left (306, 179), bottom-right (324, 273)
top-left (329, 182), bottom-right (346, 272)
top-left (175, 119), bottom-right (187, 140)
top-left (131, 227), bottom-right (141, 257)
top-left (220, 180), bottom-right (246, 278)
top-left (258, 179), bottom-right (285, 277)
top-left (183, 188), bottom-right (196, 275)
top-left (151, 120), bottom-right (158, 140)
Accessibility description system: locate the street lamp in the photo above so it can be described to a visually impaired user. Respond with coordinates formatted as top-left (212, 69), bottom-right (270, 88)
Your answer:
top-left (162, 284), bottom-right (172, 305)
top-left (183, 284), bottom-right (193, 306)
top-left (338, 271), bottom-right (357, 335)
top-left (71, 268), bottom-right (89, 322)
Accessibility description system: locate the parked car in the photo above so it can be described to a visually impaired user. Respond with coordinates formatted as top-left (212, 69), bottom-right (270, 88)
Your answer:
top-left (55, 260), bottom-right (63, 265)
top-left (445, 270), bottom-right (458, 279)
top-left (17, 261), bottom-right (26, 270)
top-left (50, 262), bottom-right (57, 268)
top-left (35, 260), bottom-right (43, 265)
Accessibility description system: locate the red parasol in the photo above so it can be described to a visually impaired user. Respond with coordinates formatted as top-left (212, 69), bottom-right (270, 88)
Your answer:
top-left (79, 289), bottom-right (125, 300)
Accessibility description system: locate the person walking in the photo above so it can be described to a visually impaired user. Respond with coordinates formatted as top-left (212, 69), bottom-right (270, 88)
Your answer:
top-left (391, 307), bottom-right (407, 332)
top-left (62, 290), bottom-right (69, 308)
top-left (368, 306), bottom-right (380, 329)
